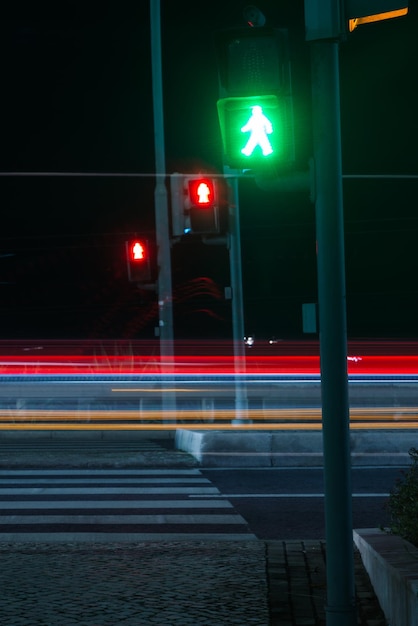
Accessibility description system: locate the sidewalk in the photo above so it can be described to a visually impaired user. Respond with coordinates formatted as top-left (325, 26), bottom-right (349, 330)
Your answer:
top-left (0, 539), bottom-right (386, 626)
top-left (0, 439), bottom-right (387, 625)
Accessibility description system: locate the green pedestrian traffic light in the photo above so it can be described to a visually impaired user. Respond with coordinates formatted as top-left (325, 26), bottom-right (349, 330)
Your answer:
top-left (240, 105), bottom-right (274, 157)
top-left (217, 95), bottom-right (293, 169)
top-left (215, 27), bottom-right (295, 171)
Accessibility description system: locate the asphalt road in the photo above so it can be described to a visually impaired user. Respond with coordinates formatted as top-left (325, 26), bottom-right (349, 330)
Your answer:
top-left (201, 466), bottom-right (402, 539)
top-left (0, 436), bottom-right (406, 542)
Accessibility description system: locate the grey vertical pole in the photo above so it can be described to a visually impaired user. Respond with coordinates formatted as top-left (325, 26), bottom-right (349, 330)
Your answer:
top-left (310, 40), bottom-right (357, 625)
top-left (225, 170), bottom-right (249, 423)
top-left (150, 0), bottom-right (175, 420)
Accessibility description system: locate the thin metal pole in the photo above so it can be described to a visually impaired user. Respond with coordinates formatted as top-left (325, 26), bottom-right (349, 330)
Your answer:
top-left (225, 170), bottom-right (249, 423)
top-left (310, 40), bottom-right (357, 625)
top-left (150, 0), bottom-right (175, 419)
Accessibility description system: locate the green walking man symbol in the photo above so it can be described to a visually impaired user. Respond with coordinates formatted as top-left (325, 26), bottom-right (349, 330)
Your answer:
top-left (241, 105), bottom-right (274, 157)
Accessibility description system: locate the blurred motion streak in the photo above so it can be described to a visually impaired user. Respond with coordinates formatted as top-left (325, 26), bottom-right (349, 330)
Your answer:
top-left (1, 341), bottom-right (418, 429)
top-left (2, 337), bottom-right (418, 376)
top-left (2, 354), bottom-right (418, 375)
top-left (0, 408), bottom-right (417, 430)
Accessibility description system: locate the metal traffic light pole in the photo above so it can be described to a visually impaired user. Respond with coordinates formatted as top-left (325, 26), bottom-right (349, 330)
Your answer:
top-left (150, 0), bottom-right (176, 420)
top-left (307, 17), bottom-right (357, 626)
top-left (310, 39), bottom-right (357, 625)
top-left (305, 2), bottom-right (408, 623)
top-left (225, 169), bottom-right (250, 423)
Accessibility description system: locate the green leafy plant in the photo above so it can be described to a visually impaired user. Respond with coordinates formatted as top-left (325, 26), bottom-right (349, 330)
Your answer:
top-left (386, 447), bottom-right (418, 547)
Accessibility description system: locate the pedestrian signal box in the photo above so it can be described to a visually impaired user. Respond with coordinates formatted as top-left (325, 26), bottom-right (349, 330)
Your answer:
top-left (215, 27), bottom-right (295, 170)
top-left (125, 239), bottom-right (152, 282)
top-left (186, 176), bottom-right (219, 233)
top-left (170, 174), bottom-right (221, 236)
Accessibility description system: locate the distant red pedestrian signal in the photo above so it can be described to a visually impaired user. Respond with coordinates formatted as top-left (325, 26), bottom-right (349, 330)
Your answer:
top-left (170, 174), bottom-right (223, 235)
top-left (126, 239), bottom-right (151, 282)
top-left (131, 241), bottom-right (145, 260)
top-left (188, 178), bottom-right (216, 208)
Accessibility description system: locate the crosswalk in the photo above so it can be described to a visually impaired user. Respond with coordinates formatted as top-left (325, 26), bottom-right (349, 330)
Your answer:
top-left (0, 468), bottom-right (256, 541)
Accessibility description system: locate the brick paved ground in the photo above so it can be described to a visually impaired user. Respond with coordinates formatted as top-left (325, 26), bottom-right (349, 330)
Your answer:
top-left (0, 540), bottom-right (387, 626)
top-left (0, 541), bottom-right (268, 626)
top-left (266, 541), bottom-right (387, 626)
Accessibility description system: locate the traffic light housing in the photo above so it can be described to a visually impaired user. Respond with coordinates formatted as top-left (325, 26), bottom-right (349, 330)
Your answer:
top-left (170, 174), bottom-right (220, 236)
top-left (125, 239), bottom-right (152, 282)
top-left (214, 27), bottom-right (295, 170)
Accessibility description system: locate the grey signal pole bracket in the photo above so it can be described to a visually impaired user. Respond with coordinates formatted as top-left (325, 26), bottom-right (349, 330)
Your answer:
top-left (201, 235), bottom-right (229, 246)
top-left (134, 282), bottom-right (157, 291)
top-left (254, 159), bottom-right (315, 202)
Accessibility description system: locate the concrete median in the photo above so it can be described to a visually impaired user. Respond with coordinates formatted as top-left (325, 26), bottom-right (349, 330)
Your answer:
top-left (175, 428), bottom-right (417, 467)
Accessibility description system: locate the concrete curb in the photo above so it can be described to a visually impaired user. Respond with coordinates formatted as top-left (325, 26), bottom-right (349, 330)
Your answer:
top-left (175, 429), bottom-right (417, 466)
top-left (354, 528), bottom-right (418, 626)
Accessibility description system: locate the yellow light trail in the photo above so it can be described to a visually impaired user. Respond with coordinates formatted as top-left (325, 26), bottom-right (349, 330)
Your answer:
top-left (0, 422), bottom-right (417, 431)
top-left (0, 408), bottom-right (417, 429)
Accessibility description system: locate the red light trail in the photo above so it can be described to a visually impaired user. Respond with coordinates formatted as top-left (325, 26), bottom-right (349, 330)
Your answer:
top-left (0, 354), bottom-right (418, 376)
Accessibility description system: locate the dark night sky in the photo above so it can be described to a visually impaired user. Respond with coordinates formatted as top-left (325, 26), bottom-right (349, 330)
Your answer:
top-left (1, 2), bottom-right (418, 343)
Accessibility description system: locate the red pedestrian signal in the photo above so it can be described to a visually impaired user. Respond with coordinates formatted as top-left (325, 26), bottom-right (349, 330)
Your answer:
top-left (131, 241), bottom-right (145, 260)
top-left (186, 176), bottom-right (219, 233)
top-left (170, 174), bottom-right (223, 236)
top-left (188, 178), bottom-right (216, 208)
top-left (126, 239), bottom-right (152, 282)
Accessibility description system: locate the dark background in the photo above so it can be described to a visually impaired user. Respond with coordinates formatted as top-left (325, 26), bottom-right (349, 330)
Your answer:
top-left (1, 2), bottom-right (417, 343)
